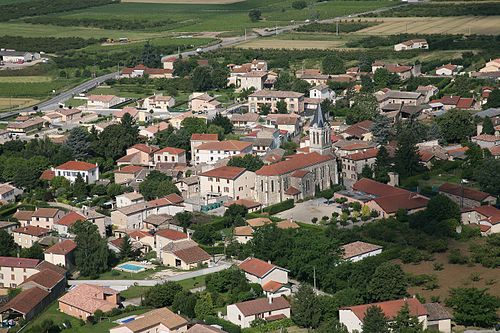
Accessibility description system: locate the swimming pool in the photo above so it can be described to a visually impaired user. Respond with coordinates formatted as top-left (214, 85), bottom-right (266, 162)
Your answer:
top-left (116, 263), bottom-right (146, 272)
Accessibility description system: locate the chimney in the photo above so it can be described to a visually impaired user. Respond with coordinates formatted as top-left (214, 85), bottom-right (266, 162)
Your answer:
top-left (268, 296), bottom-right (273, 304)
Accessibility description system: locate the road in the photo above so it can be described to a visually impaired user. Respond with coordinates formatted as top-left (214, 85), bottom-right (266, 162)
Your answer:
top-left (67, 262), bottom-right (231, 287)
top-left (0, 2), bottom-right (405, 121)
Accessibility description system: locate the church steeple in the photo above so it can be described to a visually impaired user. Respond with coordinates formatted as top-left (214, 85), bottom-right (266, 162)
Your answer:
top-left (309, 104), bottom-right (332, 155)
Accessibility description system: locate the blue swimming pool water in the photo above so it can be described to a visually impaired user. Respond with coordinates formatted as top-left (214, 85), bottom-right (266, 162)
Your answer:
top-left (121, 317), bottom-right (136, 323)
top-left (118, 263), bottom-right (145, 271)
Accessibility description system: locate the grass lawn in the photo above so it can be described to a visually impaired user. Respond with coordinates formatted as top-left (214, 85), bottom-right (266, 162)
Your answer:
top-left (23, 301), bottom-right (152, 333)
top-left (0, 78), bottom-right (84, 98)
top-left (121, 275), bottom-right (209, 300)
top-left (0, 76), bottom-right (53, 83)
top-left (177, 275), bottom-right (207, 290)
top-left (0, 97), bottom-right (40, 111)
top-left (81, 266), bottom-right (165, 280)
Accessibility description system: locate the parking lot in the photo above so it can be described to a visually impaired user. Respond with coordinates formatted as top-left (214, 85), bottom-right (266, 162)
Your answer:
top-left (276, 198), bottom-right (342, 224)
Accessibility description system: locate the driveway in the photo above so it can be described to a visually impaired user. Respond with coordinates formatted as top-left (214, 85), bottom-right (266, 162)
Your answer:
top-left (276, 198), bottom-right (342, 224)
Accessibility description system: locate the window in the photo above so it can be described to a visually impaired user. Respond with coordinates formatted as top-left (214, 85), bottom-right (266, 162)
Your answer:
top-left (271, 180), bottom-right (274, 192)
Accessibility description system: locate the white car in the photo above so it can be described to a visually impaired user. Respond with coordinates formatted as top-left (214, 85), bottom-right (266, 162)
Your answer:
top-left (196, 48), bottom-right (203, 53)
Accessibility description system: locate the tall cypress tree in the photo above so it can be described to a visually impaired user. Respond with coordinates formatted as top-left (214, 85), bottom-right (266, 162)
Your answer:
top-left (72, 221), bottom-right (109, 278)
top-left (362, 306), bottom-right (390, 333)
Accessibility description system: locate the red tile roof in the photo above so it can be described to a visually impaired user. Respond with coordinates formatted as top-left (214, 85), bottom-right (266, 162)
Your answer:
top-left (285, 186), bottom-right (301, 195)
top-left (341, 241), bottom-right (382, 260)
top-left (200, 166), bottom-right (246, 180)
top-left (0, 256), bottom-right (40, 268)
top-left (130, 144), bottom-right (158, 154)
top-left (239, 257), bottom-right (277, 278)
top-left (224, 198), bottom-right (261, 209)
top-left (234, 226), bottom-right (254, 236)
top-left (472, 134), bottom-right (500, 142)
top-left (23, 269), bottom-right (65, 289)
top-left (342, 298), bottom-right (427, 321)
top-left (276, 219), bottom-right (300, 229)
top-left (45, 240), bottom-right (77, 255)
top-left (40, 170), bottom-right (55, 181)
top-left (114, 165), bottom-right (145, 174)
top-left (13, 226), bottom-right (50, 237)
top-left (191, 133), bottom-right (219, 141)
top-left (156, 229), bottom-right (188, 241)
top-left (32, 208), bottom-right (61, 218)
top-left (197, 140), bottom-right (252, 151)
top-left (489, 145), bottom-right (500, 156)
top-left (234, 296), bottom-right (290, 316)
top-left (13, 210), bottom-right (34, 221)
top-left (262, 280), bottom-right (284, 293)
top-left (439, 182), bottom-right (492, 202)
top-left (0, 286), bottom-right (50, 315)
top-left (291, 170), bottom-right (309, 178)
top-left (456, 98), bottom-right (474, 109)
top-left (256, 152), bottom-right (334, 176)
top-left (155, 147), bottom-right (186, 155)
top-left (173, 245), bottom-right (211, 264)
top-left (373, 193), bottom-right (429, 214)
top-left (56, 212), bottom-right (86, 227)
top-left (344, 148), bottom-right (378, 161)
top-left (352, 178), bottom-right (406, 197)
top-left (55, 161), bottom-right (97, 171)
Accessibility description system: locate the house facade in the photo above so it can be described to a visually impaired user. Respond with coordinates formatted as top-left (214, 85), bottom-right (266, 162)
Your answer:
top-left (248, 91), bottom-right (304, 114)
top-left (53, 161), bottom-right (99, 184)
top-left (227, 297), bottom-right (291, 328)
top-left (194, 140), bottom-right (253, 165)
top-left (199, 166), bottom-right (256, 201)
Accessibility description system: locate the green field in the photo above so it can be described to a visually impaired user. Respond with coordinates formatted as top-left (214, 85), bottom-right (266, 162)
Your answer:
top-left (0, 79), bottom-right (82, 98)
top-left (0, 76), bottom-right (53, 83)
top-left (0, 0), bottom-right (394, 38)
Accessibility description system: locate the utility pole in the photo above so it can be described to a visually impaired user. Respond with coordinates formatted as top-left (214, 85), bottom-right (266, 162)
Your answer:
top-left (313, 266), bottom-right (317, 294)
top-left (244, 28), bottom-right (247, 41)
top-left (336, 21), bottom-right (339, 36)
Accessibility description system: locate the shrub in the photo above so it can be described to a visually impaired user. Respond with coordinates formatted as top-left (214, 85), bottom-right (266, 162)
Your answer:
top-left (292, 0), bottom-right (307, 9)
top-left (433, 263), bottom-right (444, 271)
top-left (204, 316), bottom-right (241, 333)
top-left (262, 199), bottom-right (294, 215)
top-left (448, 249), bottom-right (469, 265)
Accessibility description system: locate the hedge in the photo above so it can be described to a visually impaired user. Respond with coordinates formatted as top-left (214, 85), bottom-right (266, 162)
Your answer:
top-left (262, 199), bottom-right (294, 215)
top-left (203, 316), bottom-right (241, 333)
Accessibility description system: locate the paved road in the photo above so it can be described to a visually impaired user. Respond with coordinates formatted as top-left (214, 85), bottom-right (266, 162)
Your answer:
top-left (68, 262), bottom-right (232, 287)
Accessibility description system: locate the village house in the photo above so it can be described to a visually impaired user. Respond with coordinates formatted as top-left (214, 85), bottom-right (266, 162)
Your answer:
top-left (340, 120), bottom-right (374, 141)
top-left (309, 84), bottom-right (335, 101)
top-left (248, 90), bottom-right (305, 114)
top-left (59, 284), bottom-right (120, 319)
top-left (53, 161), bottom-right (99, 184)
top-left (435, 64), bottom-right (461, 76)
top-left (233, 226), bottom-right (254, 244)
top-left (461, 205), bottom-right (500, 235)
top-left (438, 182), bottom-right (496, 208)
top-left (53, 211), bottom-right (86, 236)
top-left (6, 117), bottom-right (45, 134)
top-left (121, 64), bottom-right (173, 79)
top-left (43, 239), bottom-right (76, 269)
top-left (169, 112), bottom-right (207, 130)
top-left (246, 217), bottom-right (272, 228)
top-left (115, 107), bottom-right (151, 123)
top-left (239, 257), bottom-right (289, 287)
top-left (341, 148), bottom-right (378, 183)
top-left (116, 192), bottom-right (144, 209)
top-left (139, 121), bottom-right (169, 139)
top-left (86, 95), bottom-right (124, 109)
top-left (377, 90), bottom-right (425, 108)
top-left (255, 152), bottom-right (338, 206)
top-left (111, 194), bottom-right (185, 230)
top-left (199, 166), bottom-right (256, 201)
top-left (154, 146), bottom-right (187, 164)
top-left (372, 62), bottom-right (420, 80)
top-left (0, 50), bottom-right (40, 63)
top-left (114, 165), bottom-right (146, 185)
top-left (471, 134), bottom-right (500, 149)
top-left (12, 226), bottom-right (51, 248)
top-left (175, 176), bottom-right (200, 199)
top-left (227, 296), bottom-right (291, 328)
top-left (0, 183), bottom-right (16, 203)
top-left (227, 60), bottom-right (268, 76)
top-left (265, 114), bottom-right (301, 136)
top-left (341, 241), bottom-right (383, 262)
top-left (394, 39), bottom-right (429, 51)
top-left (0, 257), bottom-right (64, 289)
top-left (117, 144), bottom-right (159, 167)
top-left (333, 140), bottom-right (377, 158)
top-left (340, 298), bottom-right (428, 333)
top-left (30, 208), bottom-right (64, 229)
top-left (224, 198), bottom-right (262, 213)
top-left (231, 113), bottom-right (260, 129)
top-left (190, 133), bottom-right (219, 164)
top-left (416, 85), bottom-right (439, 103)
top-left (296, 69), bottom-right (330, 85)
top-left (161, 239), bottom-right (211, 270)
top-left (231, 71), bottom-right (268, 92)
top-left (109, 307), bottom-right (188, 333)
top-left (187, 324), bottom-right (227, 333)
top-left (141, 94), bottom-right (175, 112)
top-left (423, 303), bottom-right (453, 333)
top-left (194, 140), bottom-right (253, 165)
top-left (189, 93), bottom-right (222, 113)
top-left (45, 108), bottom-right (82, 123)
top-left (335, 178), bottom-right (429, 218)
top-left (479, 58), bottom-right (500, 73)
top-left (430, 96), bottom-right (475, 111)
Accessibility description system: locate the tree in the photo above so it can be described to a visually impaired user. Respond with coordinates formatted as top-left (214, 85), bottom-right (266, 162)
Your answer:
top-left (437, 109), bottom-right (474, 143)
top-left (72, 221), bottom-right (109, 278)
top-left (93, 114), bottom-right (139, 160)
top-left (64, 127), bottom-right (91, 159)
top-left (211, 66), bottom-right (229, 89)
top-left (120, 235), bottom-right (132, 260)
top-left (0, 230), bottom-right (17, 257)
top-left (210, 113), bottom-right (233, 134)
top-left (192, 66), bottom-right (213, 91)
top-left (194, 293), bottom-right (214, 319)
top-left (176, 211), bottom-right (193, 229)
top-left (20, 242), bottom-right (44, 259)
top-left (139, 170), bottom-right (180, 200)
top-left (346, 94), bottom-right (378, 124)
top-left (276, 100), bottom-right (288, 114)
top-left (362, 305), bottom-right (390, 333)
top-left (292, 0), bottom-right (307, 9)
top-left (360, 164), bottom-right (373, 179)
top-left (72, 173), bottom-right (88, 200)
top-left (227, 154), bottom-right (264, 172)
top-left (181, 117), bottom-right (207, 135)
top-left (373, 68), bottom-right (400, 89)
top-left (426, 194), bottom-right (460, 222)
top-left (144, 281), bottom-right (183, 308)
top-left (374, 146), bottom-right (391, 183)
top-left (390, 303), bottom-right (424, 333)
top-left (141, 41), bottom-right (160, 68)
top-left (372, 114), bottom-right (391, 144)
top-left (316, 319), bottom-right (349, 333)
top-left (322, 54), bottom-right (345, 75)
top-left (446, 287), bottom-right (499, 328)
top-left (482, 117), bottom-right (495, 135)
top-left (248, 9), bottom-right (261, 22)
top-left (172, 290), bottom-right (198, 318)
top-left (473, 158), bottom-right (500, 195)
top-left (360, 75), bottom-right (374, 93)
top-left (368, 262), bottom-right (408, 302)
top-left (291, 79), bottom-right (311, 95)
top-left (394, 128), bottom-right (421, 178)
top-left (259, 104), bottom-right (271, 115)
top-left (484, 89), bottom-right (500, 109)
top-left (292, 284), bottom-right (322, 328)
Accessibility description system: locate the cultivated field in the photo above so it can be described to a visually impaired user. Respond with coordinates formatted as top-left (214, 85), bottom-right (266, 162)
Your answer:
top-left (237, 39), bottom-right (350, 50)
top-left (356, 16), bottom-right (500, 35)
top-left (0, 76), bottom-right (53, 83)
top-left (0, 97), bottom-right (39, 111)
top-left (122, 0), bottom-right (244, 3)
